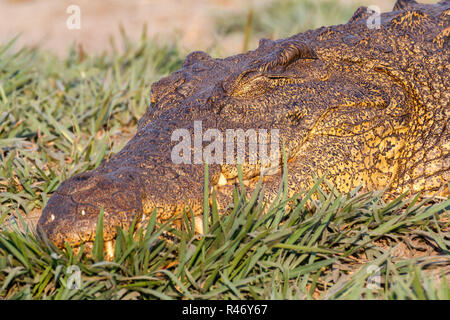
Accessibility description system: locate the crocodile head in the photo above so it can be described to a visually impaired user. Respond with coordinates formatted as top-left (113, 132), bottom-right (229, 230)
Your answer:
top-left (38, 0), bottom-right (450, 250)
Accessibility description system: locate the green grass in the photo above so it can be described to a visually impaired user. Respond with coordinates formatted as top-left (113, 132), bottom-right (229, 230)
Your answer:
top-left (0, 9), bottom-right (449, 299)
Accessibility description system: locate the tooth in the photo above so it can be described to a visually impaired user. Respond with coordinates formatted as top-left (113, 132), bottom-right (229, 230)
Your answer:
top-left (217, 173), bottom-right (227, 186)
top-left (194, 216), bottom-right (204, 235)
top-left (105, 240), bottom-right (114, 260)
top-left (81, 210), bottom-right (86, 216)
top-left (51, 214), bottom-right (55, 222)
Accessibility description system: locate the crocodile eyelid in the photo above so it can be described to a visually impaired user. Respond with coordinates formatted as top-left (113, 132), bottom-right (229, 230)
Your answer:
top-left (221, 68), bottom-right (258, 94)
top-left (236, 69), bottom-right (261, 84)
top-left (223, 41), bottom-right (318, 96)
top-left (238, 74), bottom-right (268, 88)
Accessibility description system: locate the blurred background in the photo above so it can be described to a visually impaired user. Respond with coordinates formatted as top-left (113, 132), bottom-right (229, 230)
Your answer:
top-left (0, 0), bottom-right (438, 57)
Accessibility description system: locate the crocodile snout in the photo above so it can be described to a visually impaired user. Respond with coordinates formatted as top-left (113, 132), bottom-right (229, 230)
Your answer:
top-left (38, 169), bottom-right (143, 247)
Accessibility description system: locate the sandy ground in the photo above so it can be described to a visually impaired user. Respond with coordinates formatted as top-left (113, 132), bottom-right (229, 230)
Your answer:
top-left (0, 0), bottom-right (414, 57)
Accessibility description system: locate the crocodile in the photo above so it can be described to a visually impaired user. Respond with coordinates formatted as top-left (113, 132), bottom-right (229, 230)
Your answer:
top-left (38, 0), bottom-right (450, 252)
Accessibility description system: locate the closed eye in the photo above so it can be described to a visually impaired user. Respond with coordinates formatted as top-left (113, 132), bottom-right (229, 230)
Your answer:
top-left (232, 73), bottom-right (291, 98)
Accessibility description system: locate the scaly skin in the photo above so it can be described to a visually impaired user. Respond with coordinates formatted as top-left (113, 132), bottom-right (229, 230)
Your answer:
top-left (38, 0), bottom-right (449, 248)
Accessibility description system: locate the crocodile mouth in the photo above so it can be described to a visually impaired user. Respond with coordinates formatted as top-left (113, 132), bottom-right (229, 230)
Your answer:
top-left (38, 190), bottom-right (141, 261)
top-left (37, 170), bottom-right (273, 259)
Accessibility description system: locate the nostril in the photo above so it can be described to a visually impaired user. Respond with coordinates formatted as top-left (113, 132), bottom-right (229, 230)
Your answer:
top-left (74, 172), bottom-right (92, 182)
top-left (61, 173), bottom-right (102, 195)
top-left (112, 167), bottom-right (142, 184)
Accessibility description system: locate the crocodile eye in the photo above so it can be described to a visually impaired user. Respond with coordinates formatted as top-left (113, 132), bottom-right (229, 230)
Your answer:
top-left (232, 75), bottom-right (274, 97)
